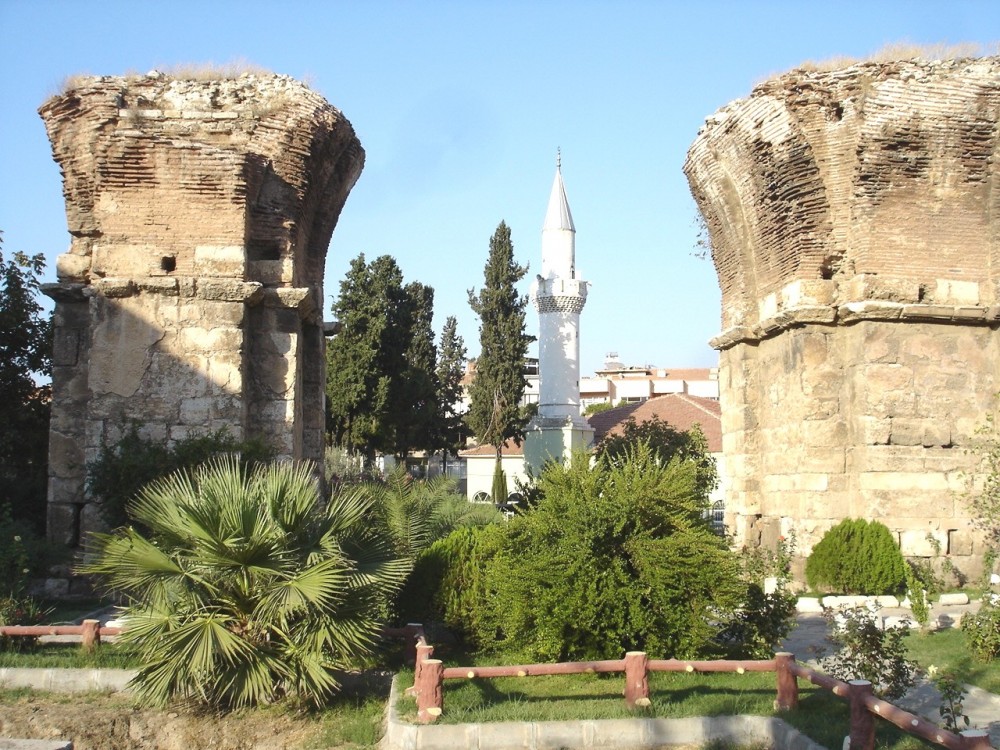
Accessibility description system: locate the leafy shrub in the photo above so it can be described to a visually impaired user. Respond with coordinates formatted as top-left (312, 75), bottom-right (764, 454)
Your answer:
top-left (805, 519), bottom-right (906, 594)
top-left (905, 565), bottom-right (931, 629)
top-left (820, 605), bottom-right (916, 700)
top-left (929, 668), bottom-right (970, 732)
top-left (962, 601), bottom-right (1000, 662)
top-left (80, 457), bottom-right (410, 708)
top-left (0, 505), bottom-right (62, 652)
top-left (394, 524), bottom-right (505, 644)
top-left (0, 596), bottom-right (51, 652)
top-left (87, 424), bottom-right (273, 529)
top-left (597, 418), bottom-right (718, 503)
top-left (719, 534), bottom-right (798, 659)
top-left (483, 445), bottom-right (746, 661)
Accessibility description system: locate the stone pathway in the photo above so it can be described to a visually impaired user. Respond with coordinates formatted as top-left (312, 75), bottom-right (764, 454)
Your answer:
top-left (781, 602), bottom-right (1000, 746)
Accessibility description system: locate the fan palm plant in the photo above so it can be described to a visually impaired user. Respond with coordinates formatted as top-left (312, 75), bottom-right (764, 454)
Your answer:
top-left (80, 457), bottom-right (410, 708)
top-left (366, 467), bottom-right (501, 559)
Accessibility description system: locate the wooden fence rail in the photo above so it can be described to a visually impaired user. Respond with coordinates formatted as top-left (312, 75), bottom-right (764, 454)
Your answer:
top-left (0, 620), bottom-right (120, 651)
top-left (0, 621), bottom-right (426, 663)
top-left (787, 661), bottom-right (993, 750)
top-left (409, 640), bottom-right (996, 750)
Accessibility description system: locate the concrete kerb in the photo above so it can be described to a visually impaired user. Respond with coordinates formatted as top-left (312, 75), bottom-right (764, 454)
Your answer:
top-left (0, 741), bottom-right (73, 750)
top-left (0, 668), bottom-right (135, 693)
top-left (380, 675), bottom-right (825, 750)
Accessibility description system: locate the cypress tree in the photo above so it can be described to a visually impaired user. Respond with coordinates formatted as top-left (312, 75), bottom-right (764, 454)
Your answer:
top-left (466, 222), bottom-right (533, 467)
top-left (435, 315), bottom-right (470, 461)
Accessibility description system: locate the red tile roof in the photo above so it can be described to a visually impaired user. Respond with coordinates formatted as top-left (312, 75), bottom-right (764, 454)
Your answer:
top-left (586, 394), bottom-right (722, 452)
top-left (460, 438), bottom-right (525, 457)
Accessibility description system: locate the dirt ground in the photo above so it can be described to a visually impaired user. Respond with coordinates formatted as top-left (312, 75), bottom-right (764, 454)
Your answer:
top-left (0, 683), bottom-right (388, 750)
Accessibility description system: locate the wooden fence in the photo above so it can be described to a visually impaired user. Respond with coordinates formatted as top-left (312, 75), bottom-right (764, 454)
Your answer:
top-left (0, 620), bottom-right (425, 662)
top-left (408, 639), bottom-right (995, 750)
top-left (4, 620), bottom-right (994, 750)
top-left (0, 620), bottom-right (120, 651)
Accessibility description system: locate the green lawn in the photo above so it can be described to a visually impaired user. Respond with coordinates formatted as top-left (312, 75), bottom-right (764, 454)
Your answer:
top-left (0, 641), bottom-right (140, 669)
top-left (394, 664), bottom-right (936, 750)
top-left (905, 628), bottom-right (1000, 693)
top-left (11, 633), bottom-right (997, 750)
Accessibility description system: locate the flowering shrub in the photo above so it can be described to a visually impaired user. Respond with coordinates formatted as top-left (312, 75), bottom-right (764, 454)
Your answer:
top-left (962, 599), bottom-right (1000, 662)
top-left (0, 506), bottom-right (55, 651)
top-left (820, 605), bottom-right (916, 699)
top-left (926, 666), bottom-right (970, 732)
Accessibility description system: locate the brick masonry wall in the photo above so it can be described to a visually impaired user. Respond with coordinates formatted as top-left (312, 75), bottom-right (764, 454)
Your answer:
top-left (685, 57), bottom-right (1000, 577)
top-left (39, 73), bottom-right (364, 550)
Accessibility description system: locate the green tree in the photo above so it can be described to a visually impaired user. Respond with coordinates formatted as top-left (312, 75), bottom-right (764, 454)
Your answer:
top-left (466, 221), bottom-right (533, 472)
top-left (965, 395), bottom-right (1000, 557)
top-left (486, 446), bottom-right (745, 661)
top-left (81, 458), bottom-right (410, 708)
top-left (597, 417), bottom-right (718, 505)
top-left (326, 254), bottom-right (415, 462)
top-left (434, 315), bottom-right (470, 462)
top-left (582, 401), bottom-right (614, 416)
top-left (391, 282), bottom-right (440, 458)
top-left (0, 234), bottom-right (51, 532)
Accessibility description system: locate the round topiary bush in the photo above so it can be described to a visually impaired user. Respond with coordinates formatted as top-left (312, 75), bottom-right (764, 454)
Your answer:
top-left (805, 518), bottom-right (906, 594)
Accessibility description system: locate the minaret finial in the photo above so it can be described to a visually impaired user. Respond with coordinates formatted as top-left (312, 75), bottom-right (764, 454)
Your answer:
top-left (556, 147), bottom-right (561, 171)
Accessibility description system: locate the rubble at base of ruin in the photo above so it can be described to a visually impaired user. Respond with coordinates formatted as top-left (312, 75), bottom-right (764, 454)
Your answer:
top-left (39, 72), bottom-right (364, 550)
top-left (685, 56), bottom-right (1000, 577)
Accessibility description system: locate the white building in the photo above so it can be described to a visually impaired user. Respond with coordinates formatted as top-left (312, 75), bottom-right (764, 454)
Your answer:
top-left (580, 357), bottom-right (719, 410)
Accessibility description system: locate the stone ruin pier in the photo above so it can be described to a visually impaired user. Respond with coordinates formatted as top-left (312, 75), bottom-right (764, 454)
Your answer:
top-left (685, 57), bottom-right (1000, 577)
top-left (39, 73), bottom-right (364, 557)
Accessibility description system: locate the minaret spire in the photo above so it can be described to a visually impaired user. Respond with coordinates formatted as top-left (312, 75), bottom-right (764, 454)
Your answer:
top-left (524, 155), bottom-right (593, 471)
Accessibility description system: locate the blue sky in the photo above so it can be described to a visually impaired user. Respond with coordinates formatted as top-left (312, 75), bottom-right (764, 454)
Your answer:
top-left (1, 1), bottom-right (997, 374)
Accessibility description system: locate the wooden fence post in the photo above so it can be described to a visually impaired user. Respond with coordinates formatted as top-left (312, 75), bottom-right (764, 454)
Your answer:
top-left (406, 640), bottom-right (435, 697)
top-left (403, 623), bottom-right (422, 665)
top-left (624, 651), bottom-right (649, 708)
top-left (416, 659), bottom-right (444, 723)
top-left (848, 680), bottom-right (874, 750)
top-left (959, 730), bottom-right (993, 750)
top-left (774, 652), bottom-right (798, 710)
top-left (81, 619), bottom-right (100, 652)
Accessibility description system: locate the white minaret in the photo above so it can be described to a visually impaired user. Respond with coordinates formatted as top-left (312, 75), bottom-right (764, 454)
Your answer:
top-left (524, 152), bottom-right (594, 472)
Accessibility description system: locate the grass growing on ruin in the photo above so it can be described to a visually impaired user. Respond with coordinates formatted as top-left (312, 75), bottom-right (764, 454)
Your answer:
top-left (60, 58), bottom-right (276, 91)
top-left (760, 41), bottom-right (1000, 82)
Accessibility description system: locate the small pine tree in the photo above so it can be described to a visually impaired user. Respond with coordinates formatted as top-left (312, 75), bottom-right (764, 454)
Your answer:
top-left (806, 518), bottom-right (906, 594)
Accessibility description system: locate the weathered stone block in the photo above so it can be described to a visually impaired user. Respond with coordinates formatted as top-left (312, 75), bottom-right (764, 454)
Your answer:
top-left (194, 244), bottom-right (245, 277)
top-left (948, 528), bottom-right (975, 556)
top-left (933, 279), bottom-right (980, 305)
top-left (899, 529), bottom-right (946, 557)
top-left (860, 416), bottom-right (892, 445)
top-left (889, 418), bottom-right (924, 446)
top-left (46, 503), bottom-right (79, 547)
